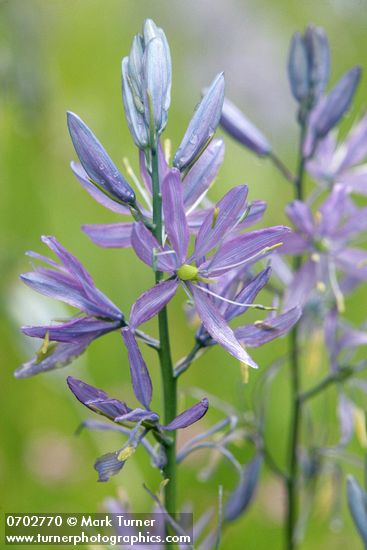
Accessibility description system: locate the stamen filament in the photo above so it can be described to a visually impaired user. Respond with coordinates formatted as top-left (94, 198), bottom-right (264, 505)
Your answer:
top-left (193, 283), bottom-right (277, 311)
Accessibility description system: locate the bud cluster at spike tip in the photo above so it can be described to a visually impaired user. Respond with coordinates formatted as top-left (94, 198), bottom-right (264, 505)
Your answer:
top-left (288, 25), bottom-right (330, 109)
top-left (122, 19), bottom-right (171, 148)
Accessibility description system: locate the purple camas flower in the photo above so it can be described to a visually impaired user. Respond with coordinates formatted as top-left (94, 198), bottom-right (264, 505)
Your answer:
top-left (307, 113), bottom-right (367, 194)
top-left (67, 376), bottom-right (208, 481)
top-left (132, 173), bottom-right (290, 367)
top-left (280, 184), bottom-right (367, 311)
top-left (16, 236), bottom-right (124, 377)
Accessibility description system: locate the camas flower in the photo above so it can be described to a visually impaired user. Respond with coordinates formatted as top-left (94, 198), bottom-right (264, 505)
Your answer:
top-left (15, 236), bottom-right (124, 378)
top-left (78, 139), bottom-right (266, 249)
top-left (131, 172), bottom-right (290, 368)
top-left (281, 185), bottom-right (367, 311)
top-left (67, 376), bottom-right (208, 481)
top-left (307, 114), bottom-right (367, 194)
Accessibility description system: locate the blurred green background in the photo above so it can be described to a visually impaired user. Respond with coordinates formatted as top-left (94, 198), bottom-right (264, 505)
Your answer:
top-left (1, 0), bottom-right (367, 548)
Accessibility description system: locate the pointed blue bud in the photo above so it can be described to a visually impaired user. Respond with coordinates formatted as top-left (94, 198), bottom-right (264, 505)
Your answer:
top-left (313, 66), bottom-right (361, 139)
top-left (288, 26), bottom-right (330, 108)
top-left (288, 32), bottom-right (310, 102)
top-left (121, 57), bottom-right (149, 149)
top-left (304, 25), bottom-right (330, 102)
top-left (347, 475), bottom-right (367, 545)
top-left (220, 97), bottom-right (271, 156)
top-left (67, 112), bottom-right (136, 205)
top-left (174, 72), bottom-right (225, 170)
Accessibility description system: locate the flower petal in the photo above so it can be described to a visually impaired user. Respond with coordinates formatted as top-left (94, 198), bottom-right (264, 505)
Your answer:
top-left (131, 222), bottom-right (176, 271)
top-left (318, 184), bottom-right (347, 235)
top-left (190, 284), bottom-right (258, 367)
top-left (70, 161), bottom-right (129, 214)
top-left (283, 259), bottom-right (318, 309)
top-left (234, 307), bottom-right (301, 347)
top-left (14, 340), bottom-right (91, 378)
top-left (194, 185), bottom-right (249, 260)
top-left (162, 169), bottom-right (189, 264)
top-left (130, 279), bottom-right (178, 329)
top-left (82, 222), bottom-right (133, 248)
top-left (162, 398), bottom-right (209, 431)
top-left (225, 267), bottom-right (272, 321)
top-left (225, 456), bottom-right (262, 521)
top-left (203, 226), bottom-right (290, 277)
top-left (67, 376), bottom-right (130, 419)
top-left (22, 317), bottom-right (122, 343)
top-left (286, 200), bottom-right (315, 236)
top-left (183, 138), bottom-right (225, 208)
top-left (122, 327), bottom-right (152, 409)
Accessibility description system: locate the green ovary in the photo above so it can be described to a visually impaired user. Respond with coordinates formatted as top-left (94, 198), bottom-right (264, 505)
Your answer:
top-left (177, 264), bottom-right (199, 281)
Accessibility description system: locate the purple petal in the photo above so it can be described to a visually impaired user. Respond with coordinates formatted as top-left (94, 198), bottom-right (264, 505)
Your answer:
top-left (190, 284), bottom-right (258, 367)
top-left (15, 340), bottom-right (91, 378)
top-left (131, 222), bottom-right (176, 272)
top-left (95, 450), bottom-right (126, 482)
top-left (194, 185), bottom-right (249, 260)
top-left (67, 376), bottom-right (130, 419)
top-left (162, 169), bottom-right (189, 265)
top-left (283, 259), bottom-right (318, 309)
top-left (335, 114), bottom-right (367, 173)
top-left (234, 307), bottom-right (301, 347)
top-left (225, 267), bottom-right (272, 321)
top-left (82, 222), bottom-right (133, 248)
top-left (183, 138), bottom-right (225, 207)
top-left (67, 112), bottom-right (135, 205)
top-left (336, 248), bottom-right (367, 280)
top-left (220, 97), bottom-right (271, 156)
top-left (202, 226), bottom-right (290, 277)
top-left (129, 279), bottom-right (178, 329)
top-left (114, 408), bottom-right (159, 423)
top-left (286, 200), bottom-right (315, 236)
top-left (162, 398), bottom-right (209, 430)
top-left (121, 327), bottom-right (152, 409)
top-left (22, 317), bottom-right (121, 343)
top-left (337, 393), bottom-right (354, 447)
top-left (338, 165), bottom-right (367, 195)
top-left (280, 233), bottom-right (311, 255)
top-left (318, 184), bottom-right (347, 235)
top-left (225, 456), bottom-right (262, 521)
top-left (70, 162), bottom-right (128, 214)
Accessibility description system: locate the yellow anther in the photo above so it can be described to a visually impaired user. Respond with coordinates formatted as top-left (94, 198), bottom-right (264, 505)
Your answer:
top-left (311, 253), bottom-right (321, 263)
top-left (118, 446), bottom-right (136, 462)
top-left (211, 207), bottom-right (219, 229)
top-left (316, 281), bottom-right (326, 292)
top-left (40, 331), bottom-right (50, 355)
top-left (164, 139), bottom-right (172, 164)
top-left (315, 211), bottom-right (323, 225)
top-left (240, 362), bottom-right (249, 384)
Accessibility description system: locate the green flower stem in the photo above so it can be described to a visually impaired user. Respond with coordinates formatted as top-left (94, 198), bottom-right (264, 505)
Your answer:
top-left (286, 122), bottom-right (306, 550)
top-left (151, 143), bottom-right (177, 516)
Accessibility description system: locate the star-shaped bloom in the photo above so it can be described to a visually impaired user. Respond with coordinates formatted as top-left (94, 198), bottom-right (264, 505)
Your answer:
top-left (307, 114), bottom-right (367, 195)
top-left (280, 184), bottom-right (367, 311)
top-left (131, 170), bottom-right (290, 368)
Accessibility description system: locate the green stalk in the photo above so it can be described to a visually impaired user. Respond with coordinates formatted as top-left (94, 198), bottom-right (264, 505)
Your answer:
top-left (286, 123), bottom-right (306, 550)
top-left (151, 141), bottom-right (177, 515)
